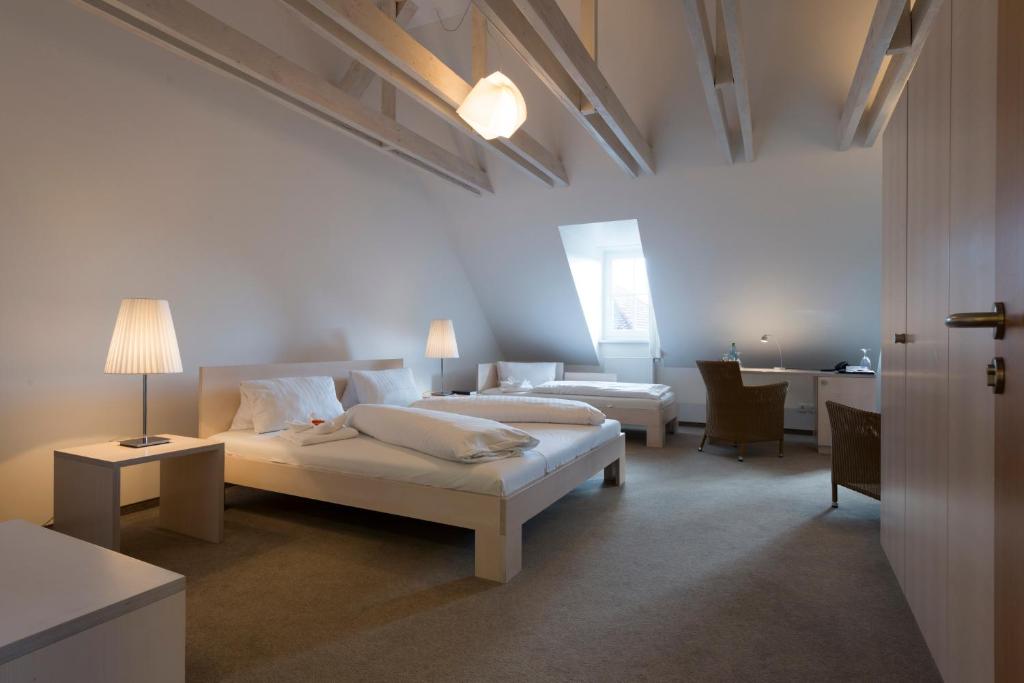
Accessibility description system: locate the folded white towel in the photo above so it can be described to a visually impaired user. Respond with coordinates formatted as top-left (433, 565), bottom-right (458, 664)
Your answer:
top-left (286, 413), bottom-right (346, 433)
top-left (279, 413), bottom-right (355, 445)
top-left (500, 377), bottom-right (533, 393)
top-left (280, 425), bottom-right (358, 446)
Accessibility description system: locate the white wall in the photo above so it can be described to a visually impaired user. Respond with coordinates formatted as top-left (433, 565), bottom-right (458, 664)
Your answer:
top-left (414, 0), bottom-right (883, 375)
top-left (0, 0), bottom-right (501, 523)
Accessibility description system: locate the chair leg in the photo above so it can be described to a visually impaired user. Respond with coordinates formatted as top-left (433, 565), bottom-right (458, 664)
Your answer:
top-left (698, 433), bottom-right (707, 451)
top-left (778, 439), bottom-right (784, 457)
top-left (738, 443), bottom-right (745, 462)
top-left (832, 483), bottom-right (838, 508)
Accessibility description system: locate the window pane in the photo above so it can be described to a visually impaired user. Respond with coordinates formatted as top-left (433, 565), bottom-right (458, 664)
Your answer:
top-left (608, 255), bottom-right (649, 334)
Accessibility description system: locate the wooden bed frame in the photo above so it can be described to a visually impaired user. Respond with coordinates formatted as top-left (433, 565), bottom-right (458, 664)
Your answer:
top-left (477, 362), bottom-right (678, 448)
top-left (198, 360), bottom-right (626, 583)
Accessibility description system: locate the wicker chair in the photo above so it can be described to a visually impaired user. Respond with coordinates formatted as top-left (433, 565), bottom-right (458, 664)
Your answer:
top-left (696, 361), bottom-right (788, 461)
top-left (825, 401), bottom-right (880, 508)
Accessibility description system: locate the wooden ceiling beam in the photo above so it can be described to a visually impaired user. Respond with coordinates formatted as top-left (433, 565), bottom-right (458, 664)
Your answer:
top-left (73, 0), bottom-right (491, 194)
top-left (837, 0), bottom-right (907, 150)
top-left (300, 0), bottom-right (568, 187)
top-left (886, 1), bottom-right (912, 54)
top-left (336, 0), bottom-right (417, 97)
top-left (379, 0), bottom-right (397, 118)
top-left (861, 0), bottom-right (944, 146)
top-left (470, 5), bottom-right (487, 83)
top-left (471, 0), bottom-right (639, 177)
top-left (681, 0), bottom-right (732, 163)
top-left (579, 0), bottom-right (596, 115)
top-left (713, 4), bottom-right (733, 89)
top-left (720, 0), bottom-right (753, 162)
top-left (515, 0), bottom-right (655, 174)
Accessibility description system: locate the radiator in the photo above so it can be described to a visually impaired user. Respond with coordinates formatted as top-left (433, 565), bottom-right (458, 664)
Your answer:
top-left (601, 357), bottom-right (655, 383)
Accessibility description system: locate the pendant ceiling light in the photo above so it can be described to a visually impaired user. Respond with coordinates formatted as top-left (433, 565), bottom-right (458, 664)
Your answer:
top-left (456, 71), bottom-right (527, 140)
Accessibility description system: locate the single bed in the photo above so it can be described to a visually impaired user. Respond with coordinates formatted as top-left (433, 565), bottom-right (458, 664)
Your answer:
top-left (198, 360), bottom-right (626, 583)
top-left (477, 362), bottom-right (678, 447)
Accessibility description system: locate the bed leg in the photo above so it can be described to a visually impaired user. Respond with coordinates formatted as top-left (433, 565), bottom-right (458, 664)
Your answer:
top-left (604, 455), bottom-right (626, 486)
top-left (646, 423), bottom-right (665, 448)
top-left (475, 525), bottom-right (522, 583)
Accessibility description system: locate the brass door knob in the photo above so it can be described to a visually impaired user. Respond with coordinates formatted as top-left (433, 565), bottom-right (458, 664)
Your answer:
top-left (945, 302), bottom-right (1006, 339)
top-left (893, 333), bottom-right (908, 344)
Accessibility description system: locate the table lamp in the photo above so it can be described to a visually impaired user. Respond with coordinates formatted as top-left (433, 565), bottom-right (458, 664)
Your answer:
top-left (760, 333), bottom-right (784, 370)
top-left (105, 298), bottom-right (183, 448)
top-left (425, 319), bottom-right (459, 396)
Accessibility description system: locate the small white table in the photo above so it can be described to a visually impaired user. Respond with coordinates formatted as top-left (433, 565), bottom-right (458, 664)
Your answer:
top-left (0, 520), bottom-right (185, 682)
top-left (54, 435), bottom-right (224, 551)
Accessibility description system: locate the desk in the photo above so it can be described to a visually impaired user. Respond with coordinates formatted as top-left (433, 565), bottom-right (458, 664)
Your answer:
top-left (741, 368), bottom-right (877, 453)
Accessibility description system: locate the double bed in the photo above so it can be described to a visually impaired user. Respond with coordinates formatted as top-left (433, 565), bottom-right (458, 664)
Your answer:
top-left (478, 362), bottom-right (678, 447)
top-left (198, 359), bottom-right (625, 583)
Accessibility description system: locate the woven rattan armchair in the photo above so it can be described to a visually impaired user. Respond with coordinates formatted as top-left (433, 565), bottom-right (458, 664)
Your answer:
top-left (825, 401), bottom-right (880, 508)
top-left (696, 361), bottom-right (788, 461)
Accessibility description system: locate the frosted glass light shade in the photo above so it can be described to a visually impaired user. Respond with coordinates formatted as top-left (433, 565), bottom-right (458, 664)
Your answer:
top-left (456, 72), bottom-right (527, 140)
top-left (104, 298), bottom-right (183, 374)
top-left (425, 319), bottom-right (459, 359)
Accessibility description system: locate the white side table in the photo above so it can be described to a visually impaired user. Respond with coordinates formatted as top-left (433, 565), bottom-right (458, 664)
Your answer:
top-left (54, 435), bottom-right (224, 550)
top-left (0, 520), bottom-right (185, 682)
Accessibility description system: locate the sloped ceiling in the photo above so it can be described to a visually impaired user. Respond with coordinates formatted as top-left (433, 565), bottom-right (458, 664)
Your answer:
top-left (412, 0), bottom-right (883, 369)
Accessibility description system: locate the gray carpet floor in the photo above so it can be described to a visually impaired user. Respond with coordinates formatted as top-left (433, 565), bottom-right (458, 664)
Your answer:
top-left (119, 428), bottom-right (941, 682)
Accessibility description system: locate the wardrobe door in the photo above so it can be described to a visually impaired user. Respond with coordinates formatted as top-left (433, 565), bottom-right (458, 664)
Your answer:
top-left (904, 0), bottom-right (952, 673)
top-left (947, 0), bottom-right (997, 678)
top-left (880, 91), bottom-right (908, 587)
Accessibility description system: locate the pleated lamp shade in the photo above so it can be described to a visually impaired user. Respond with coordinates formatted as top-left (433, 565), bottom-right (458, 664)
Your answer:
top-left (104, 299), bottom-right (183, 375)
top-left (425, 319), bottom-right (459, 359)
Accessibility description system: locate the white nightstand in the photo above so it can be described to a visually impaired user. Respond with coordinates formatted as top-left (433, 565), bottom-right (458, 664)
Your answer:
top-left (53, 435), bottom-right (224, 551)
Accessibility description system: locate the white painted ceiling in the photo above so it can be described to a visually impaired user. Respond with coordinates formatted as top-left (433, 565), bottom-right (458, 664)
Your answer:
top-left (403, 0), bottom-right (473, 29)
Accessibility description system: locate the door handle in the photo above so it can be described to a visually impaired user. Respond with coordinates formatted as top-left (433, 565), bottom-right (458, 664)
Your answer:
top-left (893, 333), bottom-right (908, 344)
top-left (945, 302), bottom-right (1005, 339)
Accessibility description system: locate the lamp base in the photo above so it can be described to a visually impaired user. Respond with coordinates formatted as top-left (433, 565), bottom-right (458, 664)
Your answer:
top-left (119, 435), bottom-right (170, 449)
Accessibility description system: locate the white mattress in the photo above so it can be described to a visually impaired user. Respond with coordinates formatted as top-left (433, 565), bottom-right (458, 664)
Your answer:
top-left (211, 419), bottom-right (621, 497)
top-left (481, 387), bottom-right (675, 409)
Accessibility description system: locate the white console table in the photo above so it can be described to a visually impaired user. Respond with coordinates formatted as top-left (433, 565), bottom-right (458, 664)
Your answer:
top-left (0, 520), bottom-right (185, 682)
top-left (741, 368), bottom-right (877, 453)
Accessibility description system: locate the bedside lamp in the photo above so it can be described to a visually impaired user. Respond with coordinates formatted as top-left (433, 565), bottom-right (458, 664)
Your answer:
top-left (760, 334), bottom-right (784, 370)
top-left (425, 319), bottom-right (459, 396)
top-left (105, 298), bottom-right (183, 448)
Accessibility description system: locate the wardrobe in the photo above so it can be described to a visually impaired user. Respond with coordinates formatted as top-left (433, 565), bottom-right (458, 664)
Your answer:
top-left (880, 0), bottom-right (997, 680)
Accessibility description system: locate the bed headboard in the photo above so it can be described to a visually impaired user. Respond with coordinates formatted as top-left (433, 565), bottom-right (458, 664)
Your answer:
top-left (476, 362), bottom-right (565, 391)
top-left (198, 359), bottom-right (403, 437)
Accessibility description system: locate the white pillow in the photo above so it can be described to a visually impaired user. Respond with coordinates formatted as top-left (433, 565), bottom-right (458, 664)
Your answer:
top-left (497, 362), bottom-right (557, 388)
top-left (230, 391), bottom-right (255, 431)
top-left (341, 377), bottom-right (359, 409)
top-left (240, 376), bottom-right (344, 434)
top-left (349, 368), bottom-right (420, 406)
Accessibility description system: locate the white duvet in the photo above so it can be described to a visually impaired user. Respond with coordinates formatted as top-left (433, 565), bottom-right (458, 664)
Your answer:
top-left (411, 395), bottom-right (605, 425)
top-left (342, 404), bottom-right (538, 463)
top-left (530, 380), bottom-right (673, 400)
